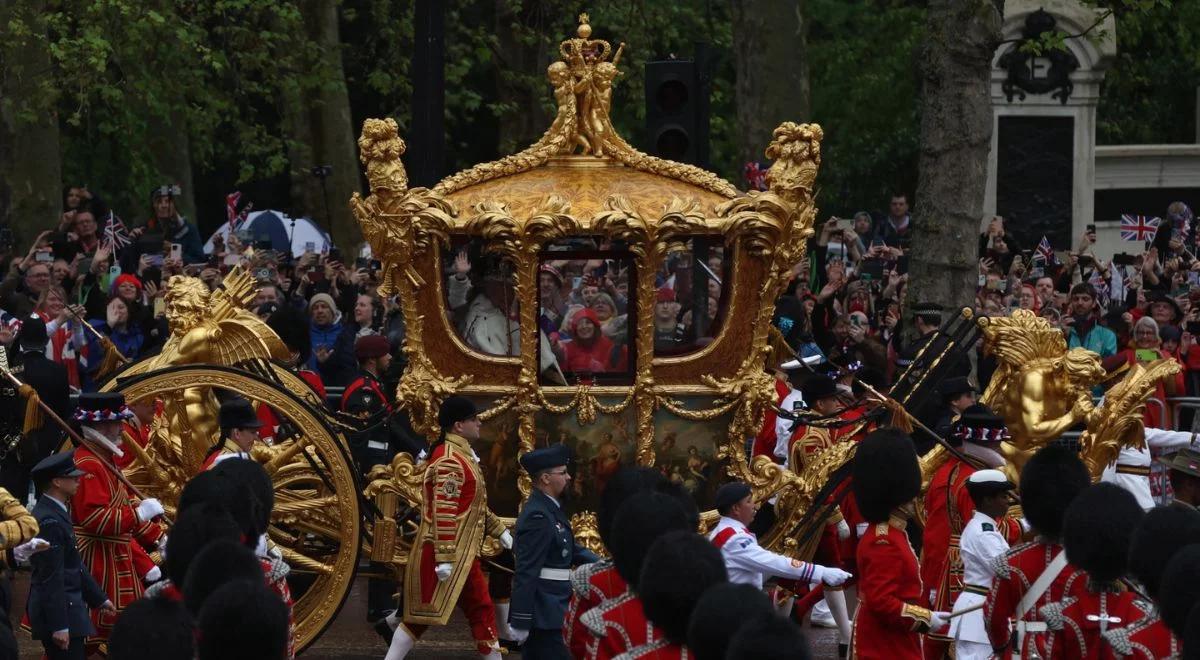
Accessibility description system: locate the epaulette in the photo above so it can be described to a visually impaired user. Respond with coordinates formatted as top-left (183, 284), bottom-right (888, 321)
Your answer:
top-left (1038, 598), bottom-right (1074, 631)
top-left (873, 522), bottom-right (890, 537)
top-left (581, 606), bottom-right (607, 637)
top-left (614, 638), bottom-right (671, 660)
top-left (572, 558), bottom-right (611, 597)
top-left (265, 555), bottom-right (290, 582)
top-left (1100, 626), bottom-right (1133, 656)
top-left (989, 552), bottom-right (1012, 580)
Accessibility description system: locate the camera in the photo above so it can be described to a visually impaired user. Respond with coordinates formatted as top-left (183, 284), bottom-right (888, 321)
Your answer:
top-left (311, 165), bottom-right (333, 178)
top-left (254, 267), bottom-right (272, 282)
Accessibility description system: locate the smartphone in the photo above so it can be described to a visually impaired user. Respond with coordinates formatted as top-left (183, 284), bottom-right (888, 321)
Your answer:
top-left (254, 267), bottom-right (271, 281)
top-left (1086, 224), bottom-right (1096, 234)
top-left (109, 265), bottom-right (120, 277)
top-left (153, 297), bottom-right (166, 317)
top-left (170, 243), bottom-right (182, 261)
top-left (1187, 321), bottom-right (1200, 336)
top-left (147, 254), bottom-right (164, 267)
top-left (35, 251), bottom-right (53, 263)
top-left (1113, 252), bottom-right (1137, 267)
top-left (833, 218), bottom-right (854, 232)
top-left (1135, 348), bottom-right (1159, 363)
top-left (307, 270), bottom-right (326, 284)
top-left (986, 279), bottom-right (1007, 292)
top-left (370, 259), bottom-right (382, 271)
top-left (304, 241), bottom-right (316, 253)
top-left (896, 255), bottom-right (910, 274)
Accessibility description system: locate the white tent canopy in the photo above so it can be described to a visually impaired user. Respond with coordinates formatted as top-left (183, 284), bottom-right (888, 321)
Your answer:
top-left (203, 210), bottom-right (333, 257)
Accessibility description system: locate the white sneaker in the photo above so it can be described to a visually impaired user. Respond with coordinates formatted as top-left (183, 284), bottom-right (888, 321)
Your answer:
top-left (809, 599), bottom-right (836, 628)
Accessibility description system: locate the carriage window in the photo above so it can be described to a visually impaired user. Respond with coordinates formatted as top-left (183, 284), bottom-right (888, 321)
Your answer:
top-left (538, 252), bottom-right (636, 385)
top-left (444, 239), bottom-right (520, 358)
top-left (653, 238), bottom-right (727, 356)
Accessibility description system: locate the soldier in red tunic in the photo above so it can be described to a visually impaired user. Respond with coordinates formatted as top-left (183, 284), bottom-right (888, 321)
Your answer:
top-left (1118, 506), bottom-right (1200, 658)
top-left (584, 487), bottom-right (697, 660)
top-left (985, 445), bottom-right (1091, 658)
top-left (850, 427), bottom-right (948, 660)
top-left (921, 405), bottom-right (1024, 659)
top-left (69, 392), bottom-right (165, 650)
top-left (385, 396), bottom-right (513, 660)
top-left (564, 467), bottom-right (663, 658)
top-left (1040, 483), bottom-right (1154, 659)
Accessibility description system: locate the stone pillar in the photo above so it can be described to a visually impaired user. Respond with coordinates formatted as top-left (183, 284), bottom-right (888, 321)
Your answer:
top-left (984, 0), bottom-right (1115, 249)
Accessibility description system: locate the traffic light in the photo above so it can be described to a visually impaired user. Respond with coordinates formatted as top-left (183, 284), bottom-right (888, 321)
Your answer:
top-left (644, 58), bottom-right (709, 167)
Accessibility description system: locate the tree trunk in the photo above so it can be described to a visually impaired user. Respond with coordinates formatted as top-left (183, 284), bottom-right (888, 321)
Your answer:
top-left (906, 0), bottom-right (1002, 335)
top-left (492, 0), bottom-right (553, 155)
top-left (146, 113), bottom-right (197, 224)
top-left (279, 75), bottom-right (322, 222)
top-left (732, 0), bottom-right (811, 168)
top-left (0, 1), bottom-right (62, 250)
top-left (305, 0), bottom-right (362, 251)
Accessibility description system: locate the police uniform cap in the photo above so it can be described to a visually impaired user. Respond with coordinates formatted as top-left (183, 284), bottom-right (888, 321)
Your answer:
top-left (939, 376), bottom-right (974, 400)
top-left (354, 334), bottom-right (390, 360)
top-left (1156, 447), bottom-right (1200, 478)
top-left (520, 444), bottom-right (570, 476)
top-left (438, 395), bottom-right (477, 429)
top-left (964, 469), bottom-right (1014, 499)
top-left (17, 316), bottom-right (48, 351)
top-left (31, 450), bottom-right (84, 483)
top-left (218, 397), bottom-right (263, 431)
top-left (714, 482), bottom-right (752, 515)
top-left (913, 301), bottom-right (944, 322)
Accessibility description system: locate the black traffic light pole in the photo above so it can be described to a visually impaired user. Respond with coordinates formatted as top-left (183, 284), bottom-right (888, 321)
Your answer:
top-left (643, 43), bottom-right (711, 169)
top-left (410, 0), bottom-right (445, 188)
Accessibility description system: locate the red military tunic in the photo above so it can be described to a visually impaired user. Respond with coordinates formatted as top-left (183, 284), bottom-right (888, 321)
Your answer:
top-left (259, 369), bottom-right (326, 442)
top-left (71, 445), bottom-right (163, 645)
top-left (851, 514), bottom-right (931, 660)
top-left (1041, 586), bottom-right (1174, 660)
top-left (200, 439), bottom-right (249, 472)
top-left (921, 455), bottom-right (1021, 650)
top-left (566, 560), bottom-right (627, 659)
top-left (613, 639), bottom-right (691, 659)
top-left (752, 378), bottom-right (791, 459)
top-left (403, 432), bottom-right (505, 653)
top-left (984, 540), bottom-right (1086, 658)
top-left (583, 592), bottom-right (663, 660)
top-left (1115, 610), bottom-right (1180, 659)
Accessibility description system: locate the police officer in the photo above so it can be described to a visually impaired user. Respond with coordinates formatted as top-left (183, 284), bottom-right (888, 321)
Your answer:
top-left (917, 376), bottom-right (975, 455)
top-left (509, 445), bottom-right (599, 658)
top-left (0, 317), bottom-right (69, 504)
top-left (26, 450), bottom-right (114, 660)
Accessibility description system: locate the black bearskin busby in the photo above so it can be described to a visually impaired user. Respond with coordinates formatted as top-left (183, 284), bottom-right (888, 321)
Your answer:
top-left (266, 305), bottom-right (312, 364)
top-left (687, 583), bottom-right (774, 660)
top-left (212, 458), bottom-right (275, 537)
top-left (725, 613), bottom-right (812, 660)
top-left (165, 502), bottom-right (242, 585)
top-left (1018, 445), bottom-right (1090, 540)
top-left (597, 467), bottom-right (664, 549)
top-left (1062, 483), bottom-right (1143, 583)
top-left (197, 579), bottom-right (290, 660)
top-left (1182, 603), bottom-right (1200, 658)
top-left (852, 427), bottom-right (920, 523)
top-left (181, 540), bottom-right (265, 617)
top-left (1128, 506), bottom-right (1200, 598)
top-left (109, 596), bottom-right (195, 660)
top-left (1158, 545), bottom-right (1200, 638)
top-left (177, 470), bottom-right (264, 546)
top-left (638, 531), bottom-right (728, 644)
top-left (609, 493), bottom-right (692, 588)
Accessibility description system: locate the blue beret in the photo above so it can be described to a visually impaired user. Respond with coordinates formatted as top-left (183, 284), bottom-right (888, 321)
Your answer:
top-left (520, 445), bottom-right (570, 475)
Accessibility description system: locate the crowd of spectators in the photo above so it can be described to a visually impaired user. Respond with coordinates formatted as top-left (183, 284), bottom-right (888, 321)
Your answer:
top-left (0, 184), bottom-right (405, 394)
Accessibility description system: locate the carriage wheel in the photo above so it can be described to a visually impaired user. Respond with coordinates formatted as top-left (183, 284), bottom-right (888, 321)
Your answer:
top-left (102, 364), bottom-right (363, 653)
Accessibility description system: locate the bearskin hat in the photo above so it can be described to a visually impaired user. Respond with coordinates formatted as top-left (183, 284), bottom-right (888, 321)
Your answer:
top-left (609, 493), bottom-right (692, 588)
top-left (109, 596), bottom-right (195, 660)
top-left (1182, 603), bottom-right (1200, 657)
top-left (687, 583), bottom-right (774, 660)
top-left (181, 540), bottom-right (264, 617)
top-left (178, 470), bottom-right (264, 546)
top-left (266, 305), bottom-right (311, 364)
top-left (597, 467), bottom-right (664, 548)
top-left (852, 427), bottom-right (920, 523)
top-left (1158, 545), bottom-right (1200, 638)
top-left (657, 480), bottom-right (700, 531)
top-left (1018, 445), bottom-right (1090, 540)
top-left (1062, 483), bottom-right (1144, 583)
top-left (212, 458), bottom-right (275, 536)
top-left (197, 579), bottom-right (289, 660)
top-left (638, 531), bottom-right (728, 644)
top-left (165, 502), bottom-right (242, 585)
top-left (1128, 506), bottom-right (1200, 598)
top-left (725, 613), bottom-right (812, 660)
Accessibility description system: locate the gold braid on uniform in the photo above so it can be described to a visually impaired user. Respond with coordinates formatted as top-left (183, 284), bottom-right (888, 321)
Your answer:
top-left (17, 384), bottom-right (43, 435)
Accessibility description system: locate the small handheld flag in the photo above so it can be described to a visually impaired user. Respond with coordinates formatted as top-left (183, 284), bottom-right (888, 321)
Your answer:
top-left (1035, 235), bottom-right (1057, 265)
top-left (103, 212), bottom-right (130, 250)
top-left (1120, 214), bottom-right (1160, 242)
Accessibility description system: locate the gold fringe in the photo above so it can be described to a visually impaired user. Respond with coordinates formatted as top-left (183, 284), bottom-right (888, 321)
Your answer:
top-left (96, 336), bottom-right (124, 381)
top-left (18, 384), bottom-right (43, 435)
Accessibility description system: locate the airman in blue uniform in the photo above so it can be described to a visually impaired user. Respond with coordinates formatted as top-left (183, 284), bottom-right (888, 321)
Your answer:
top-left (508, 445), bottom-right (599, 659)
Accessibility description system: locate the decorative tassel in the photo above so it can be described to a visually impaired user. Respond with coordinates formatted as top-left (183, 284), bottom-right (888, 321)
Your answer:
top-left (96, 336), bottom-right (125, 381)
top-left (18, 384), bottom-right (43, 435)
top-left (879, 395), bottom-right (914, 434)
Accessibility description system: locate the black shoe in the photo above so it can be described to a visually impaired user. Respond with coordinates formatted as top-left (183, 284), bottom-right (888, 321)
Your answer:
top-left (499, 638), bottom-right (522, 653)
top-left (374, 617), bottom-right (395, 646)
top-left (838, 643), bottom-right (848, 659)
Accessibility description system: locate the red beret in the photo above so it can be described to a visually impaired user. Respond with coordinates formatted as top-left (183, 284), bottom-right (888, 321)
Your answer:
top-left (656, 287), bottom-right (676, 303)
top-left (354, 334), bottom-right (390, 360)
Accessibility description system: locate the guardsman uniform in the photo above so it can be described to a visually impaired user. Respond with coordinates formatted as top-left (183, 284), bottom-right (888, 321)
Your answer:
top-left (26, 451), bottom-right (110, 660)
top-left (509, 445), bottom-right (599, 658)
top-left (0, 318), bottom-right (70, 503)
top-left (200, 398), bottom-right (262, 471)
top-left (850, 429), bottom-right (940, 660)
top-left (565, 560), bottom-right (625, 659)
top-left (584, 592), bottom-right (657, 660)
top-left (921, 405), bottom-right (1022, 659)
top-left (69, 393), bottom-right (163, 649)
top-left (948, 471), bottom-right (1015, 660)
top-left (388, 396), bottom-right (510, 660)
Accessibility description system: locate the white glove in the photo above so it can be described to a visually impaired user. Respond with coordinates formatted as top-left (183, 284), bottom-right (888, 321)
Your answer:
top-left (836, 519), bottom-right (851, 540)
top-left (499, 530), bottom-right (514, 551)
top-left (509, 627), bottom-right (529, 644)
top-left (930, 611), bottom-right (951, 631)
top-left (435, 563), bottom-right (454, 581)
top-left (820, 567), bottom-right (853, 587)
top-left (136, 498), bottom-right (164, 523)
top-left (13, 538), bottom-right (49, 563)
top-left (143, 566), bottom-right (162, 583)
top-left (1019, 517), bottom-right (1031, 534)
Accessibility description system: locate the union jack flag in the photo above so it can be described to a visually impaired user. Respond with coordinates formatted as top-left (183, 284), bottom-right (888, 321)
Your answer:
top-left (226, 191), bottom-right (252, 231)
top-left (103, 211), bottom-right (130, 250)
top-left (1034, 235), bottom-right (1057, 264)
top-left (743, 162), bottom-right (768, 192)
top-left (1120, 214), bottom-right (1161, 242)
top-left (1088, 267), bottom-right (1110, 303)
